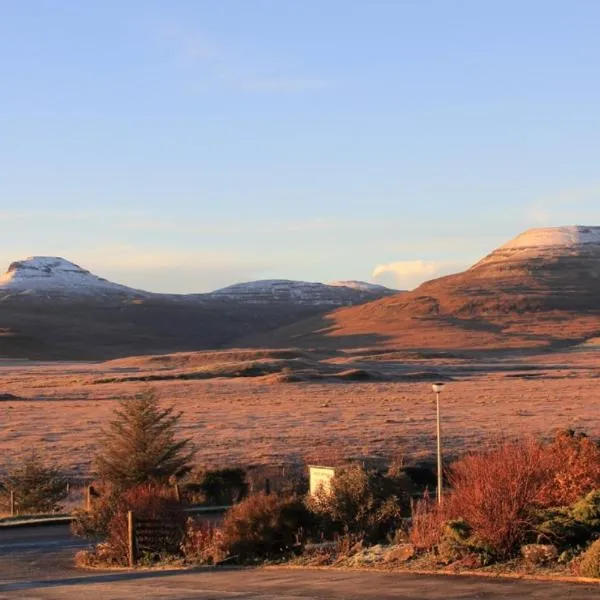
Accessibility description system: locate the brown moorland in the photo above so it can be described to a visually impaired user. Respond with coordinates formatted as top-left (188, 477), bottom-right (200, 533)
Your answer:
top-left (1, 346), bottom-right (599, 475)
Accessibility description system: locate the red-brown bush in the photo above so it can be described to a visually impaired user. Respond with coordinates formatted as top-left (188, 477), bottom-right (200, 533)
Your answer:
top-left (72, 483), bottom-right (185, 565)
top-left (445, 439), bottom-right (548, 557)
top-left (221, 493), bottom-right (312, 562)
top-left (408, 492), bottom-right (446, 550)
top-left (181, 520), bottom-right (226, 565)
top-left (538, 430), bottom-right (600, 507)
top-left (409, 432), bottom-right (600, 559)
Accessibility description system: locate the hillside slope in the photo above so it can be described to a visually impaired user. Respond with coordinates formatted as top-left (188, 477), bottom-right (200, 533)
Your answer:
top-left (239, 226), bottom-right (600, 351)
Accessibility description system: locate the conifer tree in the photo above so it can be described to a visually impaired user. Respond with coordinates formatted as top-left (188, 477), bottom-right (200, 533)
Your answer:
top-left (1, 451), bottom-right (68, 514)
top-left (95, 388), bottom-right (194, 489)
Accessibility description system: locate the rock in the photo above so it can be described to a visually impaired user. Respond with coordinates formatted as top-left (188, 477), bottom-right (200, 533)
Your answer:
top-left (384, 543), bottom-right (416, 563)
top-left (521, 544), bottom-right (558, 565)
top-left (345, 544), bottom-right (386, 566)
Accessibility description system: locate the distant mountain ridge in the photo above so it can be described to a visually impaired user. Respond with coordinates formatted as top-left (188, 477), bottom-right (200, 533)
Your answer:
top-left (210, 279), bottom-right (396, 305)
top-left (0, 256), bottom-right (397, 359)
top-left (0, 256), bottom-right (395, 306)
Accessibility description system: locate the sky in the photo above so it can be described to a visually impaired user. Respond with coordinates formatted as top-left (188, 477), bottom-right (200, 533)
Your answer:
top-left (1, 0), bottom-right (600, 293)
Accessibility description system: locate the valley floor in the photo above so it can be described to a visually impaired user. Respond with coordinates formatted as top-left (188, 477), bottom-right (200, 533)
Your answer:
top-left (1, 348), bottom-right (599, 474)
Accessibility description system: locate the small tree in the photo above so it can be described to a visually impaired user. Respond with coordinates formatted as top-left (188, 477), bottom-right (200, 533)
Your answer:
top-left (95, 388), bottom-right (194, 490)
top-left (1, 451), bottom-right (68, 514)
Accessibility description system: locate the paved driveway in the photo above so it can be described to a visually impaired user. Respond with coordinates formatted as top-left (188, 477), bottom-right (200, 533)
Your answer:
top-left (1, 526), bottom-right (599, 599)
top-left (1, 567), bottom-right (600, 599)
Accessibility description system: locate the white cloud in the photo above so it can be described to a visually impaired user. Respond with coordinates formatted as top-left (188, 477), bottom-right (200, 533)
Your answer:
top-left (372, 260), bottom-right (462, 290)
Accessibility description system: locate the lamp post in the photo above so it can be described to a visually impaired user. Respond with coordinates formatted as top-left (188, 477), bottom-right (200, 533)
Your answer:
top-left (432, 383), bottom-right (445, 504)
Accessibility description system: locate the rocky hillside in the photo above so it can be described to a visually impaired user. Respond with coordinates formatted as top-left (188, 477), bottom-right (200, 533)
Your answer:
top-left (244, 226), bottom-right (600, 351)
top-left (210, 279), bottom-right (395, 305)
top-left (0, 257), bottom-right (149, 299)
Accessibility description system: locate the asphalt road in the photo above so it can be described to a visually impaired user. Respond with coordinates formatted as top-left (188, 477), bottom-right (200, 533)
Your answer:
top-left (1, 525), bottom-right (599, 599)
top-left (0, 524), bottom-right (87, 584)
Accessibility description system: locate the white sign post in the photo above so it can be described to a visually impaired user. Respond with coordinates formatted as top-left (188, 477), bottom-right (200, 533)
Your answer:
top-left (309, 465), bottom-right (336, 496)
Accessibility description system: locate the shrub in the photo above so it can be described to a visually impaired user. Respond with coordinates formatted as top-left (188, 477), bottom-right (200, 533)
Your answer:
top-left (182, 468), bottom-right (248, 506)
top-left (534, 489), bottom-right (600, 550)
top-left (221, 493), bottom-right (312, 562)
top-left (310, 463), bottom-right (409, 543)
top-left (71, 486), bottom-right (120, 541)
top-left (436, 519), bottom-right (493, 565)
top-left (408, 493), bottom-right (445, 551)
top-left (538, 430), bottom-right (600, 507)
top-left (181, 520), bottom-right (226, 565)
top-left (72, 483), bottom-right (186, 566)
top-left (445, 439), bottom-right (551, 558)
top-left (570, 489), bottom-right (600, 528)
top-left (0, 452), bottom-right (68, 514)
top-left (408, 435), bottom-right (600, 561)
top-left (578, 539), bottom-right (600, 578)
top-left (95, 388), bottom-right (195, 490)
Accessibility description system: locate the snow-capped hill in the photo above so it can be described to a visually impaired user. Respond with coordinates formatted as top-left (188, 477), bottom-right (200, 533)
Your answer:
top-left (328, 280), bottom-right (395, 293)
top-left (473, 226), bottom-right (600, 270)
top-left (0, 256), bottom-right (149, 298)
top-left (502, 226), bottom-right (600, 249)
top-left (209, 279), bottom-right (391, 305)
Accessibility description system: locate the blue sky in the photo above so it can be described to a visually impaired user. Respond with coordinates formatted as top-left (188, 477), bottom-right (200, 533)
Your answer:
top-left (1, 0), bottom-right (600, 292)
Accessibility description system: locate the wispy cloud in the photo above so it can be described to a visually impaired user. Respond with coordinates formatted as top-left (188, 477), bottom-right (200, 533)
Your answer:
top-left (152, 20), bottom-right (334, 94)
top-left (525, 184), bottom-right (600, 226)
top-left (372, 260), bottom-right (463, 290)
top-left (72, 246), bottom-right (275, 293)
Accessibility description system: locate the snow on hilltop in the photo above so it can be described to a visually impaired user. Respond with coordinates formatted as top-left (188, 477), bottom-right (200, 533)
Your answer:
top-left (501, 226), bottom-right (600, 249)
top-left (328, 280), bottom-right (394, 292)
top-left (0, 257), bottom-right (394, 305)
top-left (471, 226), bottom-right (600, 271)
top-left (210, 278), bottom-right (392, 305)
top-left (0, 256), bottom-right (149, 297)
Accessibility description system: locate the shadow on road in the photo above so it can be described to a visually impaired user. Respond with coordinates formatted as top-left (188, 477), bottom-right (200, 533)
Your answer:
top-left (0, 565), bottom-right (246, 594)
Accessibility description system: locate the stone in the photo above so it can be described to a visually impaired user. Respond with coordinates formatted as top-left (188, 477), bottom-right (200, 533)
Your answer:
top-left (521, 544), bottom-right (558, 565)
top-left (384, 543), bottom-right (416, 563)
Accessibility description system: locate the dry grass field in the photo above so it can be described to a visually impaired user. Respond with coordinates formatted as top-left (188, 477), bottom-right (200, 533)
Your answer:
top-left (1, 347), bottom-right (599, 475)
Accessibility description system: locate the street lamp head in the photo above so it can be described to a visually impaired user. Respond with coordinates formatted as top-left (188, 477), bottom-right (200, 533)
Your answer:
top-left (432, 383), bottom-right (445, 393)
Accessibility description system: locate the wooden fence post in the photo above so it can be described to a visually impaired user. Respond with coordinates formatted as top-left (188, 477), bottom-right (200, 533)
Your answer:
top-left (173, 482), bottom-right (181, 503)
top-left (127, 510), bottom-right (135, 568)
top-left (85, 485), bottom-right (92, 511)
top-left (9, 490), bottom-right (15, 517)
top-left (264, 478), bottom-right (271, 495)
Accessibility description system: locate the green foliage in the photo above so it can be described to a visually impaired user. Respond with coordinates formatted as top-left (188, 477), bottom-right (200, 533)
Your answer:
top-left (95, 388), bottom-right (194, 489)
top-left (0, 452), bottom-right (68, 514)
top-left (182, 468), bottom-right (248, 505)
top-left (579, 539), bottom-right (600, 578)
top-left (221, 493), bottom-right (312, 562)
top-left (571, 490), bottom-right (600, 528)
top-left (534, 489), bottom-right (600, 550)
top-left (437, 519), bottom-right (494, 565)
top-left (309, 463), bottom-right (408, 543)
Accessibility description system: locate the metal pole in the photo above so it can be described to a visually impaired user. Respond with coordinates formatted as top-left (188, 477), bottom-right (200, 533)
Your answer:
top-left (436, 390), bottom-right (442, 504)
